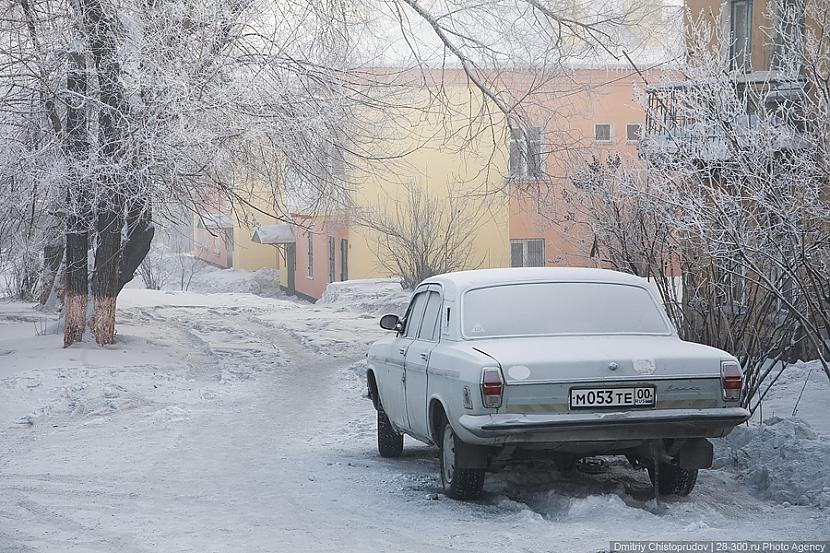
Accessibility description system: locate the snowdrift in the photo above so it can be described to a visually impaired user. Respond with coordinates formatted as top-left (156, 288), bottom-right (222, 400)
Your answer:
top-left (715, 416), bottom-right (830, 508)
top-left (318, 279), bottom-right (412, 316)
top-left (188, 267), bottom-right (281, 296)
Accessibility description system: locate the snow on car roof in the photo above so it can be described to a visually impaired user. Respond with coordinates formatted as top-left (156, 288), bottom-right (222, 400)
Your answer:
top-left (422, 267), bottom-right (647, 296)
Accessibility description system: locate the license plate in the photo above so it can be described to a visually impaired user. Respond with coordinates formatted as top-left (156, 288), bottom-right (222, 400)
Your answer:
top-left (569, 386), bottom-right (656, 409)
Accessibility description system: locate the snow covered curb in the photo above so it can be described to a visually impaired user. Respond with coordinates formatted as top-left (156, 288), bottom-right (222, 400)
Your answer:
top-left (714, 416), bottom-right (830, 508)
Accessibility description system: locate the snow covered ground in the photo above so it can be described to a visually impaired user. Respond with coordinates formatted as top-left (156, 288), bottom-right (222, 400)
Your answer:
top-left (0, 283), bottom-right (828, 552)
top-left (126, 253), bottom-right (285, 297)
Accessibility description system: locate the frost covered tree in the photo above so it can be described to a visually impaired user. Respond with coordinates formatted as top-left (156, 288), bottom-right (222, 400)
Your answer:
top-left (357, 182), bottom-right (484, 289)
top-left (0, 0), bottom-right (661, 346)
top-left (1, 0), bottom-right (372, 345)
top-left (560, 0), bottom-right (830, 407)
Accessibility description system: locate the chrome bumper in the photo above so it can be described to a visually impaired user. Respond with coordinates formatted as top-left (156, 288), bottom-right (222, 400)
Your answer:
top-left (456, 407), bottom-right (750, 445)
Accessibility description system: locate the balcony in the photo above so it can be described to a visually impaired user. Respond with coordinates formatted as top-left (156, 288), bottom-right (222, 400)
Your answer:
top-left (639, 73), bottom-right (811, 167)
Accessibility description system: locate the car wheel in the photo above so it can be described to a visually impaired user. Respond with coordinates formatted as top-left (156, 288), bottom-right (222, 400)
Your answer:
top-left (647, 463), bottom-right (699, 496)
top-left (377, 406), bottom-right (403, 458)
top-left (439, 421), bottom-right (485, 500)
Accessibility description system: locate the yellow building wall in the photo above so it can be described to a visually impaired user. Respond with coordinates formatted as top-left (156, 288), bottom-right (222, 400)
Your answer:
top-left (345, 81), bottom-right (511, 282)
top-left (229, 180), bottom-right (283, 272)
top-left (232, 225), bottom-right (281, 272)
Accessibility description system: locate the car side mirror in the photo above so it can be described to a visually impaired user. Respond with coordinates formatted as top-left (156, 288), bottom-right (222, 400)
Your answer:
top-left (380, 314), bottom-right (401, 332)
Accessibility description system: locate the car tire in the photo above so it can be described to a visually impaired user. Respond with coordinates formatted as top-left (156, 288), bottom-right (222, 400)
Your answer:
top-left (377, 406), bottom-right (404, 458)
top-left (647, 463), bottom-right (699, 496)
top-left (439, 421), bottom-right (485, 500)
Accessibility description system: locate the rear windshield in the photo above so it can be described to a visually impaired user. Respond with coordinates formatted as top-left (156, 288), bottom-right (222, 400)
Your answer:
top-left (462, 282), bottom-right (670, 338)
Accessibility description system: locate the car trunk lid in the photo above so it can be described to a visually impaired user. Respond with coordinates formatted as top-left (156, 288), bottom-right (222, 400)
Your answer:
top-left (471, 335), bottom-right (724, 383)
top-left (469, 335), bottom-right (727, 414)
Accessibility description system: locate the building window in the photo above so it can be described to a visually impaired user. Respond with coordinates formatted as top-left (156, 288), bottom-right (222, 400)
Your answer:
top-left (306, 231), bottom-right (314, 279)
top-left (594, 124), bottom-right (612, 143)
top-left (340, 239), bottom-right (349, 281)
top-left (730, 0), bottom-right (752, 71)
top-left (327, 237), bottom-right (336, 283)
top-left (717, 258), bottom-right (746, 308)
top-left (771, 0), bottom-right (804, 72)
top-left (327, 143), bottom-right (346, 182)
top-left (626, 123), bottom-right (641, 142)
top-left (510, 239), bottom-right (545, 267)
top-left (212, 235), bottom-right (220, 256)
top-left (508, 126), bottom-right (543, 178)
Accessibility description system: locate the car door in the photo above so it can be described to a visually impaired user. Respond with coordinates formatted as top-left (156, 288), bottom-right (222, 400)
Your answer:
top-left (404, 288), bottom-right (442, 441)
top-left (383, 288), bottom-right (429, 429)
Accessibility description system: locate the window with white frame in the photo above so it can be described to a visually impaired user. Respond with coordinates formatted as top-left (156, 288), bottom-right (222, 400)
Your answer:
top-left (508, 126), bottom-right (543, 178)
top-left (594, 124), bottom-right (612, 143)
top-left (510, 239), bottom-right (545, 267)
top-left (768, 258), bottom-right (798, 311)
top-left (626, 123), bottom-right (641, 142)
top-left (212, 235), bottom-right (220, 256)
top-left (771, 0), bottom-right (804, 72)
top-left (327, 143), bottom-right (346, 181)
top-left (717, 258), bottom-right (747, 307)
top-left (730, 0), bottom-right (753, 71)
top-left (306, 231), bottom-right (314, 279)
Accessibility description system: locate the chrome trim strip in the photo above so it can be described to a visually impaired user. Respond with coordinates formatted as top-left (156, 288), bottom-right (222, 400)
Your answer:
top-left (505, 375), bottom-right (720, 385)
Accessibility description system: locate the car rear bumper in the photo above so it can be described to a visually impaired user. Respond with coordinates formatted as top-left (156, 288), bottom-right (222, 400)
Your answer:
top-left (456, 407), bottom-right (750, 445)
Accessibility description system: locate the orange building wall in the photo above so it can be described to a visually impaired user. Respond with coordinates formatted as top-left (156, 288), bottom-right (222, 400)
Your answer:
top-left (508, 69), bottom-right (659, 267)
top-left (193, 224), bottom-right (233, 268)
top-left (292, 216), bottom-right (350, 300)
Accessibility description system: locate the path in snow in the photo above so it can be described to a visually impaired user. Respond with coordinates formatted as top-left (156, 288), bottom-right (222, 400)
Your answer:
top-left (0, 291), bottom-right (827, 552)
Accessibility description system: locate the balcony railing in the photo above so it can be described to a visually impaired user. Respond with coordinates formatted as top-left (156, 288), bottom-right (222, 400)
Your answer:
top-left (639, 73), bottom-right (810, 166)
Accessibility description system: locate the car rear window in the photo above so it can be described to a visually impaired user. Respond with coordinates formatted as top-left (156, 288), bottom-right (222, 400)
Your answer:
top-left (462, 282), bottom-right (670, 338)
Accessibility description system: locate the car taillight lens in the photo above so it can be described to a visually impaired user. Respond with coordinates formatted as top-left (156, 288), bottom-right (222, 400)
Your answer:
top-left (721, 361), bottom-right (743, 401)
top-left (481, 367), bottom-right (504, 408)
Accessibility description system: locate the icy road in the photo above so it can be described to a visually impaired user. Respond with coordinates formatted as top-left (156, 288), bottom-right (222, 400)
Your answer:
top-left (0, 288), bottom-right (827, 552)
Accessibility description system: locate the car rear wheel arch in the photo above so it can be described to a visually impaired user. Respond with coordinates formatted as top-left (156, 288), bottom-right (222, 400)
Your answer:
top-left (428, 399), bottom-right (446, 445)
top-left (367, 369), bottom-right (380, 410)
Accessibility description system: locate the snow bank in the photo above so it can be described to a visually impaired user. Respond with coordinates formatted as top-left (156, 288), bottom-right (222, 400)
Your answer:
top-left (318, 278), bottom-right (411, 315)
top-left (130, 251), bottom-right (282, 297)
top-left (715, 416), bottom-right (830, 508)
top-left (750, 360), bottom-right (830, 435)
top-left (188, 267), bottom-right (281, 296)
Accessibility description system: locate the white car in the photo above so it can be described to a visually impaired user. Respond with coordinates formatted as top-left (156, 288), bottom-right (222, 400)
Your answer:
top-left (366, 267), bottom-right (749, 500)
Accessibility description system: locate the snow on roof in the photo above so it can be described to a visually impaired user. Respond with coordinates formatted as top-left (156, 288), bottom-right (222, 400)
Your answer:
top-left (199, 213), bottom-right (234, 230)
top-left (251, 224), bottom-right (295, 244)
top-left (423, 267), bottom-right (647, 296)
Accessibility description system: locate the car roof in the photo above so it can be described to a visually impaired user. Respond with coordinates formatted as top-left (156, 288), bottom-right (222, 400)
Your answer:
top-left (421, 267), bottom-right (648, 297)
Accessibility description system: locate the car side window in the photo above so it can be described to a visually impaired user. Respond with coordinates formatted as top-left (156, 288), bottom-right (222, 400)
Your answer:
top-left (403, 291), bottom-right (429, 339)
top-left (418, 291), bottom-right (442, 342)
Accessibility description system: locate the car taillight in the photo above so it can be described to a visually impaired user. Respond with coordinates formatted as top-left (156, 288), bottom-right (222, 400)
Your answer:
top-left (481, 367), bottom-right (504, 409)
top-left (721, 361), bottom-right (743, 401)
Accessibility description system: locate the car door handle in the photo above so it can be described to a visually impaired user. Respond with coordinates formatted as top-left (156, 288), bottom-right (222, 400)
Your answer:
top-left (399, 348), bottom-right (406, 355)
top-left (419, 352), bottom-right (428, 360)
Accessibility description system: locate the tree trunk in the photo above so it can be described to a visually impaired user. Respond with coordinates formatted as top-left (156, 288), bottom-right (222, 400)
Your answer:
top-left (78, 0), bottom-right (129, 345)
top-left (118, 196), bottom-right (155, 295)
top-left (92, 203), bottom-right (124, 345)
top-left (38, 235), bottom-right (64, 305)
top-left (62, 49), bottom-right (89, 348)
top-left (64, 223), bottom-right (88, 347)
